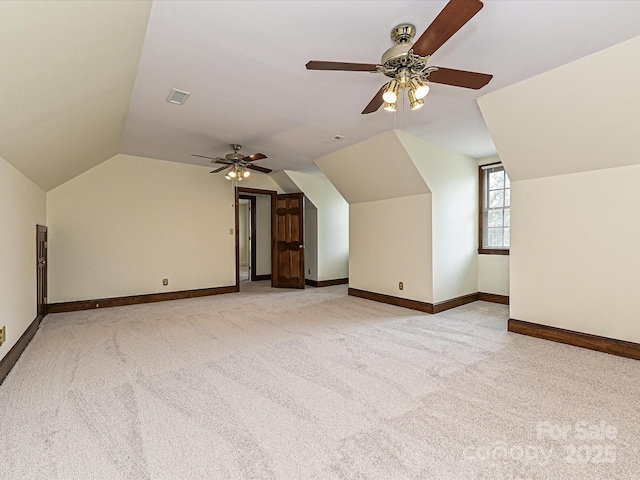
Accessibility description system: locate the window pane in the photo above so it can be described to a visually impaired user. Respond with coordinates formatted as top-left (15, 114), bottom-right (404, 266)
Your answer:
top-left (504, 189), bottom-right (511, 207)
top-left (504, 208), bottom-right (510, 227)
top-left (505, 173), bottom-right (510, 188)
top-left (488, 209), bottom-right (503, 227)
top-left (504, 227), bottom-right (511, 247)
top-left (488, 228), bottom-right (503, 247)
top-left (489, 170), bottom-right (504, 190)
top-left (489, 190), bottom-right (504, 208)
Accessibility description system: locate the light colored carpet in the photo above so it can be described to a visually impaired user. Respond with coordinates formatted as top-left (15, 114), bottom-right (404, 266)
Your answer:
top-left (1, 282), bottom-right (639, 479)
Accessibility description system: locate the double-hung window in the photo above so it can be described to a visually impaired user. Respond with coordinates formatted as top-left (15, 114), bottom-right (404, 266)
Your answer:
top-left (479, 163), bottom-right (510, 254)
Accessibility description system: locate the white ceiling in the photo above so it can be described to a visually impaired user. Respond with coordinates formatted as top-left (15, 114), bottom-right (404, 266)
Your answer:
top-left (3, 1), bottom-right (640, 191)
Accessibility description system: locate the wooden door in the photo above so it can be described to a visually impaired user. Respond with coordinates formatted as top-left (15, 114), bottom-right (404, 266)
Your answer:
top-left (36, 225), bottom-right (47, 318)
top-left (273, 193), bottom-right (305, 289)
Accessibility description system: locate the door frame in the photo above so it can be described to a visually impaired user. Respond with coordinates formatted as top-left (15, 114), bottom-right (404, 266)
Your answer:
top-left (235, 187), bottom-right (277, 288)
top-left (36, 225), bottom-right (47, 321)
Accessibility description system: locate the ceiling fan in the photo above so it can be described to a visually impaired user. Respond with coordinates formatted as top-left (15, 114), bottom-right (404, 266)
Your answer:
top-left (192, 144), bottom-right (272, 180)
top-left (306, 0), bottom-right (493, 114)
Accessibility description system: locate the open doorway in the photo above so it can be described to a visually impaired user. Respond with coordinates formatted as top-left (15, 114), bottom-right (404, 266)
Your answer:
top-left (235, 188), bottom-right (308, 290)
top-left (235, 187), bottom-right (276, 288)
top-left (238, 197), bottom-right (252, 283)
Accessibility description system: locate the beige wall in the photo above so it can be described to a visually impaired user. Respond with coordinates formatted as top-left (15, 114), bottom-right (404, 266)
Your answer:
top-left (0, 155), bottom-right (46, 360)
top-left (350, 194), bottom-right (433, 303)
top-left (399, 132), bottom-right (478, 302)
top-left (511, 164), bottom-right (640, 343)
top-left (317, 130), bottom-right (481, 304)
top-left (478, 255), bottom-right (509, 296)
top-left (46, 154), bottom-right (280, 303)
top-left (478, 37), bottom-right (640, 340)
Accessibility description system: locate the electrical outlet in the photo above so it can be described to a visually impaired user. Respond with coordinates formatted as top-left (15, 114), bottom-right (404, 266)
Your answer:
top-left (399, 282), bottom-right (404, 291)
top-left (163, 278), bottom-right (169, 286)
top-left (0, 325), bottom-right (6, 346)
top-left (229, 228), bottom-right (234, 235)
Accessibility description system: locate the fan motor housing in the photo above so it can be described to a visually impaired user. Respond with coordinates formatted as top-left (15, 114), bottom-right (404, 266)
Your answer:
top-left (381, 24), bottom-right (429, 79)
top-left (381, 44), bottom-right (428, 78)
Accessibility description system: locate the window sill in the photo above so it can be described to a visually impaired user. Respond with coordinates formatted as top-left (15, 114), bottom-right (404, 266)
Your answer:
top-left (478, 248), bottom-right (510, 255)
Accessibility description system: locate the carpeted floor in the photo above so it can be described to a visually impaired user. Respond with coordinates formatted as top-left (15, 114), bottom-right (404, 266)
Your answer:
top-left (1, 282), bottom-right (639, 479)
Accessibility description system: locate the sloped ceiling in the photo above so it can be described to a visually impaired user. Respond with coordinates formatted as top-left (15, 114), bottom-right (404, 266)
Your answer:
top-left (478, 36), bottom-right (640, 181)
top-left (0, 1), bottom-right (151, 191)
top-left (315, 130), bottom-right (430, 204)
top-left (3, 1), bottom-right (640, 192)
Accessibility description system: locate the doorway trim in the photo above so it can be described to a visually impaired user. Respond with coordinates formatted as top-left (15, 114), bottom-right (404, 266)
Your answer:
top-left (36, 224), bottom-right (48, 321)
top-left (235, 187), bottom-right (277, 288)
top-left (238, 195), bottom-right (257, 281)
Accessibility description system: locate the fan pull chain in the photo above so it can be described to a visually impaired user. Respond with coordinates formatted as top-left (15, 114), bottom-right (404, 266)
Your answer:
top-left (402, 91), bottom-right (406, 132)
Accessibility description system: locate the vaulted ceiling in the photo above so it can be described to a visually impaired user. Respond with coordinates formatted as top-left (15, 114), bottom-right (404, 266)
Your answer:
top-left (2, 1), bottom-right (639, 191)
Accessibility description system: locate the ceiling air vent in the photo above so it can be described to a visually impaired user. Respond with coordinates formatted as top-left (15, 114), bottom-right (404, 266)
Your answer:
top-left (323, 135), bottom-right (345, 144)
top-left (167, 88), bottom-right (190, 105)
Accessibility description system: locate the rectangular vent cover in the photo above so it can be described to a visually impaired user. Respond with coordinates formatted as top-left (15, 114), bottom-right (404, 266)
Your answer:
top-left (167, 88), bottom-right (190, 105)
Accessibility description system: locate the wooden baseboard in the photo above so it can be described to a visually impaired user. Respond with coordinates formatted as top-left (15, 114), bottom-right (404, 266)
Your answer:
top-left (348, 288), bottom-right (434, 313)
top-left (47, 285), bottom-right (238, 313)
top-left (253, 274), bottom-right (272, 281)
top-left (478, 292), bottom-right (510, 305)
top-left (306, 278), bottom-right (349, 287)
top-left (432, 292), bottom-right (480, 313)
top-left (0, 315), bottom-right (42, 385)
top-left (348, 289), bottom-right (509, 314)
top-left (508, 318), bottom-right (640, 361)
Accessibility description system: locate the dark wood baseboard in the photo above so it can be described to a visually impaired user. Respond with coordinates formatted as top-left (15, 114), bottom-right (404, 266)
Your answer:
top-left (348, 289), bottom-right (509, 314)
top-left (0, 315), bottom-right (42, 385)
top-left (306, 278), bottom-right (349, 287)
top-left (478, 292), bottom-right (510, 305)
top-left (254, 274), bottom-right (272, 281)
top-left (432, 292), bottom-right (481, 313)
top-left (508, 318), bottom-right (640, 361)
top-left (348, 288), bottom-right (435, 313)
top-left (47, 285), bottom-right (238, 313)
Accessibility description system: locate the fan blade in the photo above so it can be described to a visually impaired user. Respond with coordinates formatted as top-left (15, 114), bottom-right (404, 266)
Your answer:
top-left (362, 84), bottom-right (387, 114)
top-left (210, 166), bottom-right (228, 173)
top-left (412, 0), bottom-right (484, 57)
top-left (246, 164), bottom-right (273, 174)
top-left (306, 61), bottom-right (379, 72)
top-left (215, 159), bottom-right (232, 165)
top-left (242, 153), bottom-right (267, 162)
top-left (192, 154), bottom-right (219, 161)
top-left (428, 67), bottom-right (492, 89)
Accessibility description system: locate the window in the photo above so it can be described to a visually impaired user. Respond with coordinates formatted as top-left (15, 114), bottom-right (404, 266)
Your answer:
top-left (479, 163), bottom-right (510, 254)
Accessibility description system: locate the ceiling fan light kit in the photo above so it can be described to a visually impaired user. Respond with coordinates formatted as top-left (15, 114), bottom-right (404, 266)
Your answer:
top-left (191, 144), bottom-right (272, 179)
top-left (305, 0), bottom-right (493, 115)
top-left (383, 101), bottom-right (397, 112)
